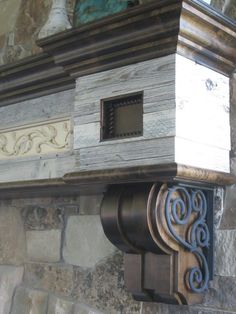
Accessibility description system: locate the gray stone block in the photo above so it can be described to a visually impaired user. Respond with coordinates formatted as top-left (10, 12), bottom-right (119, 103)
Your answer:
top-left (47, 296), bottom-right (74, 314)
top-left (74, 303), bottom-right (104, 314)
top-left (203, 276), bottom-right (236, 310)
top-left (79, 195), bottom-right (103, 215)
top-left (22, 205), bottom-right (64, 230)
top-left (26, 230), bottom-right (61, 263)
top-left (11, 287), bottom-right (48, 314)
top-left (24, 262), bottom-right (74, 297)
top-left (215, 230), bottom-right (236, 276)
top-left (63, 215), bottom-right (116, 268)
top-left (0, 201), bottom-right (26, 265)
top-left (0, 266), bottom-right (23, 314)
top-left (72, 252), bottom-right (140, 314)
top-left (220, 185), bottom-right (236, 229)
top-left (157, 303), bottom-right (236, 314)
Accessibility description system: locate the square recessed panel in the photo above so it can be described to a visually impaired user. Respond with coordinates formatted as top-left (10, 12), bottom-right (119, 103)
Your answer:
top-left (101, 92), bottom-right (143, 140)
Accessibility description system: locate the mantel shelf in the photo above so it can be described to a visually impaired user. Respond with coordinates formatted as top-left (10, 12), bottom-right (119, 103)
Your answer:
top-left (0, 163), bottom-right (235, 199)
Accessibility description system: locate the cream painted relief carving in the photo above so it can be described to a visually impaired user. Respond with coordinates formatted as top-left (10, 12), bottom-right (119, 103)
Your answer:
top-left (0, 119), bottom-right (71, 159)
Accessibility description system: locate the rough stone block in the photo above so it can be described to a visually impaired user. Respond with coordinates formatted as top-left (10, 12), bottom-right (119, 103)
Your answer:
top-left (79, 195), bottom-right (103, 215)
top-left (203, 276), bottom-right (236, 310)
top-left (74, 303), bottom-right (103, 314)
top-left (215, 230), bottom-right (236, 277)
top-left (22, 205), bottom-right (64, 230)
top-left (63, 215), bottom-right (116, 268)
top-left (0, 266), bottom-right (23, 314)
top-left (26, 230), bottom-right (61, 263)
top-left (72, 253), bottom-right (140, 314)
top-left (11, 287), bottom-right (48, 314)
top-left (24, 263), bottom-right (74, 297)
top-left (47, 296), bottom-right (74, 314)
top-left (156, 303), bottom-right (236, 314)
top-left (220, 185), bottom-right (236, 229)
top-left (0, 201), bottom-right (26, 265)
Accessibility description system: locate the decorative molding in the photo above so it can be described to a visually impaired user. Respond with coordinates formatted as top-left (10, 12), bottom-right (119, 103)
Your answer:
top-left (0, 119), bottom-right (71, 159)
top-left (0, 163), bottom-right (234, 200)
top-left (0, 53), bottom-right (74, 107)
top-left (38, 0), bottom-right (236, 78)
top-left (64, 163), bottom-right (236, 186)
top-left (159, 185), bottom-right (210, 293)
top-left (0, 0), bottom-right (235, 107)
top-left (100, 182), bottom-right (213, 304)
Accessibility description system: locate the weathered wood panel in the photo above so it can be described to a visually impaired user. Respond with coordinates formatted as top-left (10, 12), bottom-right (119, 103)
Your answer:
top-left (74, 56), bottom-right (176, 170)
top-left (77, 137), bottom-right (175, 170)
top-left (74, 110), bottom-right (175, 149)
top-left (176, 55), bottom-right (230, 151)
top-left (0, 89), bottom-right (75, 129)
top-left (175, 137), bottom-right (229, 173)
top-left (0, 154), bottom-right (75, 183)
top-left (74, 54), bottom-right (176, 115)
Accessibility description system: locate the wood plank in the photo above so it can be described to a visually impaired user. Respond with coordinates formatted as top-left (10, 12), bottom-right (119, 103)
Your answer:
top-left (74, 55), bottom-right (176, 116)
top-left (0, 90), bottom-right (74, 130)
top-left (78, 137), bottom-right (175, 170)
top-left (74, 110), bottom-right (175, 149)
top-left (175, 137), bottom-right (230, 173)
top-left (176, 55), bottom-right (230, 151)
top-left (0, 155), bottom-right (75, 183)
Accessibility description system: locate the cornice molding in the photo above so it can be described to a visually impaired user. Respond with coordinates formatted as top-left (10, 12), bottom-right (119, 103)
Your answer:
top-left (0, 53), bottom-right (74, 107)
top-left (0, 0), bottom-right (235, 107)
top-left (0, 163), bottom-right (235, 199)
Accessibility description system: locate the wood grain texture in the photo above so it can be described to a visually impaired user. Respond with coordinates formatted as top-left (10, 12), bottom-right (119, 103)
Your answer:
top-left (78, 137), bottom-right (175, 171)
top-left (0, 154), bottom-right (75, 184)
top-left (176, 55), bottom-right (230, 150)
top-left (0, 0), bottom-right (235, 106)
top-left (175, 137), bottom-right (230, 173)
top-left (0, 53), bottom-right (74, 107)
top-left (0, 162), bottom-right (235, 199)
top-left (0, 90), bottom-right (75, 130)
top-left (64, 162), bottom-right (236, 186)
top-left (38, 0), bottom-right (236, 78)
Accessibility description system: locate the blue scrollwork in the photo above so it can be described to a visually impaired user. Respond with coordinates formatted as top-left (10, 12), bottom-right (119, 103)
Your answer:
top-left (165, 186), bottom-right (210, 293)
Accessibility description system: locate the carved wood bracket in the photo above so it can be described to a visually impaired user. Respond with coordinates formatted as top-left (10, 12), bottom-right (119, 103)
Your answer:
top-left (101, 182), bottom-right (214, 305)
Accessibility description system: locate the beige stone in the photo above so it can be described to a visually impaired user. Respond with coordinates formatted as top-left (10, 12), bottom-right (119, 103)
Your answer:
top-left (11, 287), bottom-right (48, 314)
top-left (24, 262), bottom-right (74, 297)
top-left (215, 229), bottom-right (236, 277)
top-left (26, 229), bottom-right (61, 263)
top-left (0, 0), bottom-right (21, 35)
top-left (74, 304), bottom-right (104, 314)
top-left (47, 296), bottom-right (74, 314)
top-left (0, 266), bottom-right (23, 314)
top-left (63, 215), bottom-right (116, 268)
top-left (0, 118), bottom-right (71, 160)
top-left (0, 201), bottom-right (26, 265)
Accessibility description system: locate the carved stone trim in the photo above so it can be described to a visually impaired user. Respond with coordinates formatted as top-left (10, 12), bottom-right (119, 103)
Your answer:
top-left (101, 182), bottom-right (213, 305)
top-left (0, 118), bottom-right (71, 159)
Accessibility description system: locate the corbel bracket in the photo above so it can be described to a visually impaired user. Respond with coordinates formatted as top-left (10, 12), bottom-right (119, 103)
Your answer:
top-left (101, 182), bottom-right (214, 305)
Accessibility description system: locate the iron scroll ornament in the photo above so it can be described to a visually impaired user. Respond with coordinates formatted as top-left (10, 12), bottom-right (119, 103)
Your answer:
top-left (162, 185), bottom-right (210, 293)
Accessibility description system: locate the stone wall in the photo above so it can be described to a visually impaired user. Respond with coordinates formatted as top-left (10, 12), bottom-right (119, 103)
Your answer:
top-left (0, 194), bottom-right (140, 314)
top-left (0, 173), bottom-right (236, 314)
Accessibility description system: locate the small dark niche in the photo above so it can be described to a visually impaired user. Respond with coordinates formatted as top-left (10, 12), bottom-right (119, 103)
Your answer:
top-left (101, 92), bottom-right (143, 140)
